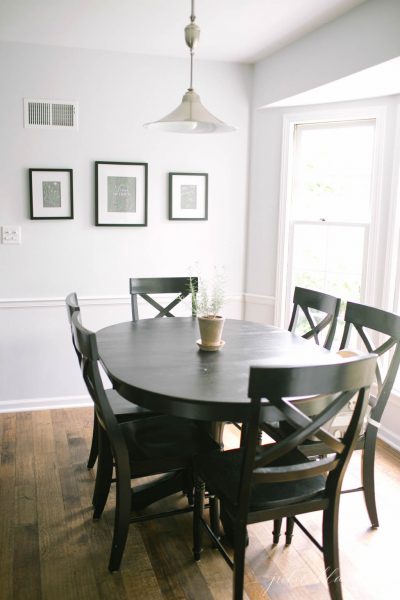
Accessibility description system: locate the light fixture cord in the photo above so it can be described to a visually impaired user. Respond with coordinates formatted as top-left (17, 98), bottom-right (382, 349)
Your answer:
top-left (189, 0), bottom-right (195, 90)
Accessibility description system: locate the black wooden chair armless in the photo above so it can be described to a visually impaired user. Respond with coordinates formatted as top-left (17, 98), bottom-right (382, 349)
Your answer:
top-left (274, 301), bottom-right (400, 543)
top-left (288, 286), bottom-right (341, 349)
top-left (70, 310), bottom-right (220, 572)
top-left (65, 292), bottom-right (153, 469)
top-left (193, 356), bottom-right (376, 600)
top-left (242, 287), bottom-right (341, 440)
top-left (129, 276), bottom-right (198, 321)
top-left (329, 302), bottom-right (400, 527)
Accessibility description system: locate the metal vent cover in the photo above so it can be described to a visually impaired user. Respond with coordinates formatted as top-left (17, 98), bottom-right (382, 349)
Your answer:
top-left (24, 99), bottom-right (78, 129)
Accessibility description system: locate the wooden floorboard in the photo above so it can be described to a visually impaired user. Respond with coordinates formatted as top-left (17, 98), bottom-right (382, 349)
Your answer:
top-left (0, 408), bottom-right (398, 600)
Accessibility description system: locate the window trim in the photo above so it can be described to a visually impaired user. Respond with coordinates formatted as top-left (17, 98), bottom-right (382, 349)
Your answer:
top-left (383, 103), bottom-right (400, 314)
top-left (275, 105), bottom-right (387, 328)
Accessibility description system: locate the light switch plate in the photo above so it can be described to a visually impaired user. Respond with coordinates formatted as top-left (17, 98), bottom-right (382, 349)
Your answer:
top-left (1, 226), bottom-right (21, 244)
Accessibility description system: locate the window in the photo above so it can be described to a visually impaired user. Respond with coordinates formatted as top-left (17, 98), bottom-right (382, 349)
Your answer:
top-left (276, 108), bottom-right (385, 334)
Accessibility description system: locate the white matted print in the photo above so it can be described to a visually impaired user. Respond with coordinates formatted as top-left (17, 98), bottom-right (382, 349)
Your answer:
top-left (95, 162), bottom-right (148, 226)
top-left (169, 173), bottom-right (208, 220)
top-left (29, 169), bottom-right (73, 219)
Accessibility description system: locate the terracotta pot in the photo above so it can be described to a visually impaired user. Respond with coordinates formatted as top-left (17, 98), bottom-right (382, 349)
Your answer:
top-left (198, 315), bottom-right (225, 347)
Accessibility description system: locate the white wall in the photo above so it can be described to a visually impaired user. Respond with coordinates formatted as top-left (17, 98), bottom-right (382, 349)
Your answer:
top-left (245, 0), bottom-right (400, 449)
top-left (0, 41), bottom-right (252, 408)
top-left (246, 0), bottom-right (400, 317)
top-left (245, 94), bottom-right (400, 318)
top-left (254, 0), bottom-right (400, 108)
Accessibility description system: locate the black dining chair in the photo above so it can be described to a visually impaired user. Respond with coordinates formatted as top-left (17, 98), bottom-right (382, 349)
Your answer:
top-left (325, 302), bottom-right (400, 527)
top-left (273, 301), bottom-right (400, 545)
top-left (288, 286), bottom-right (341, 349)
top-left (193, 356), bottom-right (376, 600)
top-left (233, 287), bottom-right (341, 439)
top-left (258, 286), bottom-right (341, 447)
top-left (129, 276), bottom-right (198, 321)
top-left (65, 292), bottom-right (154, 469)
top-left (70, 310), bottom-right (220, 572)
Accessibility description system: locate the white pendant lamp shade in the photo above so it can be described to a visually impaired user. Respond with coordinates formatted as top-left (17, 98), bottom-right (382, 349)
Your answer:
top-left (144, 0), bottom-right (236, 134)
top-left (145, 89), bottom-right (236, 134)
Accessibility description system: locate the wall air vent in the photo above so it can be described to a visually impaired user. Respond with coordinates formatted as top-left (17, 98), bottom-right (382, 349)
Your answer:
top-left (24, 99), bottom-right (78, 130)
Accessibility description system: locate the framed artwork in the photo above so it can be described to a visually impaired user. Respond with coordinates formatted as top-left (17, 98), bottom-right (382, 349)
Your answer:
top-left (169, 172), bottom-right (208, 220)
top-left (29, 169), bottom-right (73, 219)
top-left (95, 161), bottom-right (148, 226)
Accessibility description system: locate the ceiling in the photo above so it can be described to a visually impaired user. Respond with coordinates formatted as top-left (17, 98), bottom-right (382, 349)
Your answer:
top-left (264, 56), bottom-right (400, 106)
top-left (0, 0), bottom-right (366, 64)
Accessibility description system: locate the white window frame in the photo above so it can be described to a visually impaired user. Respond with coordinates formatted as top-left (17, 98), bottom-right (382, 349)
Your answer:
top-left (383, 102), bottom-right (400, 313)
top-left (275, 106), bottom-right (387, 328)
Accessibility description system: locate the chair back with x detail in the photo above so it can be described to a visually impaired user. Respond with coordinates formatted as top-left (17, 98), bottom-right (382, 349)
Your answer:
top-left (288, 286), bottom-right (341, 349)
top-left (70, 310), bottom-right (220, 572)
top-left (129, 276), bottom-right (198, 321)
top-left (66, 292), bottom-right (82, 363)
top-left (193, 355), bottom-right (376, 600)
top-left (337, 301), bottom-right (400, 527)
top-left (65, 292), bottom-right (154, 470)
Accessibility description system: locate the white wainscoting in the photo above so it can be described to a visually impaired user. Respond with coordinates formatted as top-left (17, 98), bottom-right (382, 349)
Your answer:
top-left (243, 292), bottom-right (400, 452)
top-left (380, 392), bottom-right (400, 452)
top-left (0, 294), bottom-right (243, 413)
top-left (1, 293), bottom-right (399, 452)
top-left (243, 293), bottom-right (275, 325)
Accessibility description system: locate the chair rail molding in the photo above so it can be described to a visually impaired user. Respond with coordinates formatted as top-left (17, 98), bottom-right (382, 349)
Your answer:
top-left (0, 296), bottom-right (131, 309)
top-left (243, 293), bottom-right (275, 306)
top-left (0, 293), bottom-right (244, 309)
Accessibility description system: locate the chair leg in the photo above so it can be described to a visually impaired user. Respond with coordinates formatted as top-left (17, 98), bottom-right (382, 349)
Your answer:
top-left (193, 477), bottom-right (205, 561)
top-left (233, 521), bottom-right (248, 600)
top-left (87, 408), bottom-right (98, 469)
top-left (362, 426), bottom-right (379, 528)
top-left (210, 495), bottom-right (221, 545)
top-left (322, 502), bottom-right (343, 600)
top-left (108, 457), bottom-right (132, 572)
top-left (183, 468), bottom-right (194, 505)
top-left (92, 427), bottom-right (113, 519)
top-left (285, 517), bottom-right (295, 545)
top-left (272, 519), bottom-right (282, 544)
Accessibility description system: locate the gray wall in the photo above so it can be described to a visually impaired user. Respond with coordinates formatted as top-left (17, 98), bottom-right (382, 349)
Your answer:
top-left (245, 0), bottom-right (400, 449)
top-left (254, 0), bottom-right (400, 108)
top-left (0, 42), bottom-right (251, 408)
top-left (246, 0), bottom-right (400, 313)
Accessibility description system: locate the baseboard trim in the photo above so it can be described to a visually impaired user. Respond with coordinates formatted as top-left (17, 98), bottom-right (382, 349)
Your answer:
top-left (379, 425), bottom-right (400, 453)
top-left (1, 394), bottom-right (400, 452)
top-left (0, 395), bottom-right (93, 414)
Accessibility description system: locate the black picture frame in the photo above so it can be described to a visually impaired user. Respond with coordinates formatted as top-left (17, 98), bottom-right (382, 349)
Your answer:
top-left (169, 172), bottom-right (208, 221)
top-left (95, 161), bottom-right (148, 226)
top-left (29, 168), bottom-right (73, 220)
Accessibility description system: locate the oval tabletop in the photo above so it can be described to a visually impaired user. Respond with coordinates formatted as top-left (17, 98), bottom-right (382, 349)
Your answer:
top-left (96, 317), bottom-right (337, 422)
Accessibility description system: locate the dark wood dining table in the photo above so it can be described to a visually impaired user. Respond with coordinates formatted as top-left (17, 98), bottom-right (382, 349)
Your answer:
top-left (97, 317), bottom-right (340, 423)
top-left (96, 317), bottom-right (338, 509)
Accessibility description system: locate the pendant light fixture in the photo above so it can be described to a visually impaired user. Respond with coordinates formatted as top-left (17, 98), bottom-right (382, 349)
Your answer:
top-left (144, 0), bottom-right (236, 134)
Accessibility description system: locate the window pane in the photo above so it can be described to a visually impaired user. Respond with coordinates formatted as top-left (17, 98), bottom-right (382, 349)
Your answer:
top-left (292, 224), bottom-right (366, 302)
top-left (292, 120), bottom-right (375, 222)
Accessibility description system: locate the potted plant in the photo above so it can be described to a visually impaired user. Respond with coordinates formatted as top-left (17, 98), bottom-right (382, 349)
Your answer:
top-left (189, 269), bottom-right (226, 350)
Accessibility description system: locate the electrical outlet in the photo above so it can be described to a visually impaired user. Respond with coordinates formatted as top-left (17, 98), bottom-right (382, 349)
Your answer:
top-left (1, 226), bottom-right (21, 244)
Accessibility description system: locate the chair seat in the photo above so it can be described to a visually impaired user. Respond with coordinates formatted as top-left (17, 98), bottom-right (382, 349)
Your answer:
top-left (122, 415), bottom-right (221, 478)
top-left (106, 389), bottom-right (153, 421)
top-left (195, 446), bottom-right (326, 511)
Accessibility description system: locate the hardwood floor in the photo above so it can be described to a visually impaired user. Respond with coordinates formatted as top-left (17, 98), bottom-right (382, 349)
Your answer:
top-left (0, 408), bottom-right (399, 600)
